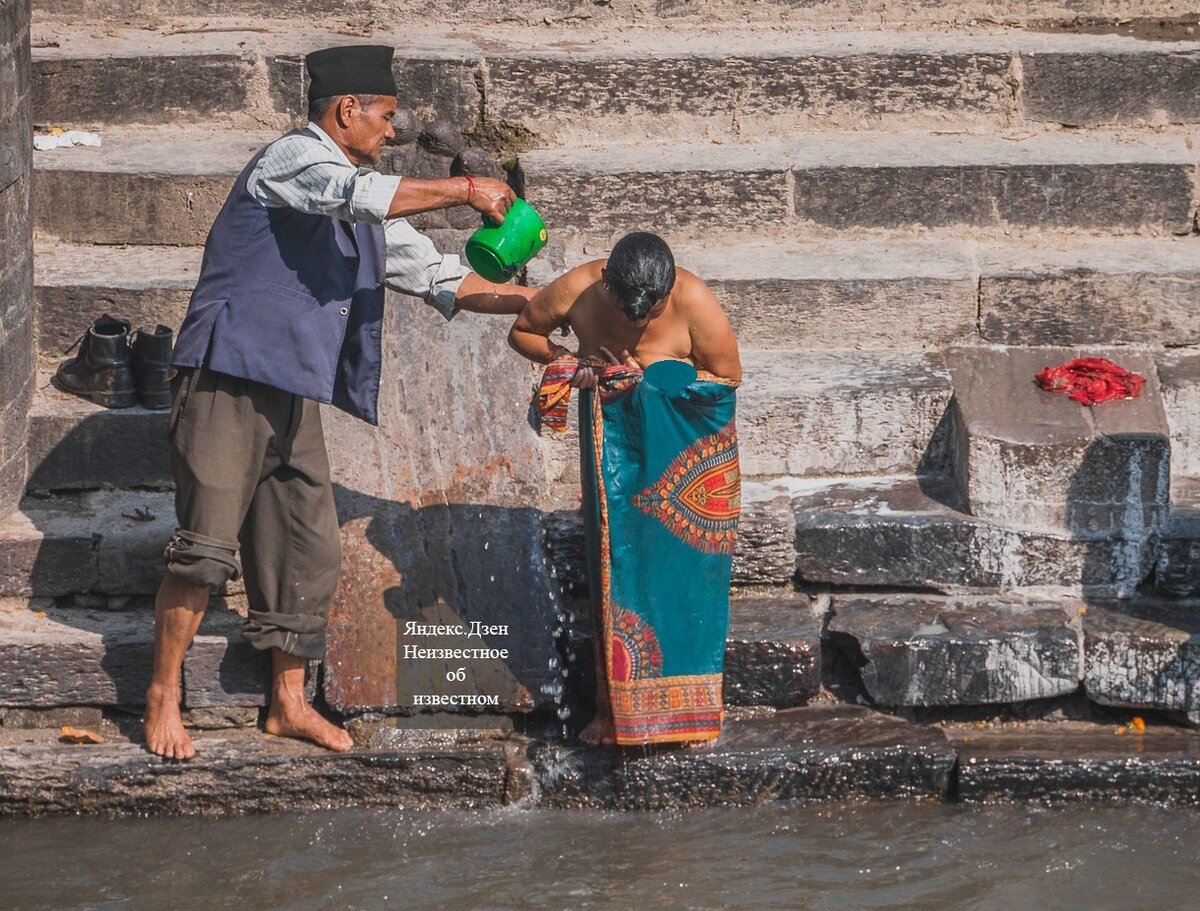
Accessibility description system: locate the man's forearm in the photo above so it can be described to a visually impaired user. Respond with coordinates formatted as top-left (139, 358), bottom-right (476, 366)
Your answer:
top-left (455, 272), bottom-right (539, 315)
top-left (386, 176), bottom-right (470, 219)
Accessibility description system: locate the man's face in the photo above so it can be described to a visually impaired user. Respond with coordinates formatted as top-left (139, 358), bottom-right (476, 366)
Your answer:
top-left (344, 95), bottom-right (398, 165)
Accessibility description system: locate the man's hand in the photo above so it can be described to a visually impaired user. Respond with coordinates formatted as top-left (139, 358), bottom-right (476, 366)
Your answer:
top-left (468, 177), bottom-right (516, 224)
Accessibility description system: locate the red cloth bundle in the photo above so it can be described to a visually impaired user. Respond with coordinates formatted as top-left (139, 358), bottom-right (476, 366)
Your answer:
top-left (536, 356), bottom-right (578, 433)
top-left (1035, 357), bottom-right (1145, 405)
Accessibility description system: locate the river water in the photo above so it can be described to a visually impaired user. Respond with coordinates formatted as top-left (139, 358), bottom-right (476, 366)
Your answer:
top-left (3, 802), bottom-right (1199, 910)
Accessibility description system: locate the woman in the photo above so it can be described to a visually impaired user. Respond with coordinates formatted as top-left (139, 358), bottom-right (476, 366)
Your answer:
top-left (509, 232), bottom-right (741, 746)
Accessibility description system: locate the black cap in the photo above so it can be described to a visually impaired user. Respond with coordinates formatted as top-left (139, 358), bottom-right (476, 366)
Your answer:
top-left (305, 45), bottom-right (397, 103)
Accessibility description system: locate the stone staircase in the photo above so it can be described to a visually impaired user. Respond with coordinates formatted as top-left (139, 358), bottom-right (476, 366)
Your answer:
top-left (3, 4), bottom-right (1200, 735)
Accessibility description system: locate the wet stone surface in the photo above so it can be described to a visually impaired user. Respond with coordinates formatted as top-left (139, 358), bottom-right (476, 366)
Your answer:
top-left (725, 595), bottom-right (821, 707)
top-left (828, 595), bottom-right (1082, 707)
top-left (1082, 599), bottom-right (1200, 722)
top-left (951, 722), bottom-right (1200, 805)
top-left (530, 705), bottom-right (956, 810)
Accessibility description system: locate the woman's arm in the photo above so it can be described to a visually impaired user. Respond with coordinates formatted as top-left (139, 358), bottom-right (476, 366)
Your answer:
top-left (508, 270), bottom-right (581, 364)
top-left (684, 274), bottom-right (742, 384)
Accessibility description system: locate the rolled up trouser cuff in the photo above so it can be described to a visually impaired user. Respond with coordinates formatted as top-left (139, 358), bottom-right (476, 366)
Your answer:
top-left (243, 610), bottom-right (327, 660)
top-left (164, 529), bottom-right (241, 591)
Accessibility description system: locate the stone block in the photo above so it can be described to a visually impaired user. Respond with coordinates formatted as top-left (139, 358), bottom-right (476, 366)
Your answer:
top-left (33, 129), bottom-right (277, 245)
top-left (543, 495), bottom-right (805, 598)
top-left (791, 132), bottom-right (1195, 233)
top-left (521, 143), bottom-right (789, 235)
top-left (680, 239), bottom-right (978, 351)
top-left (268, 52), bottom-right (481, 129)
top-left (828, 594), bottom-right (1081, 707)
top-left (1083, 599), bottom-right (1200, 721)
top-left (182, 611), bottom-right (274, 708)
top-left (1155, 496), bottom-right (1200, 598)
top-left (0, 490), bottom-right (174, 597)
top-left (0, 728), bottom-right (518, 817)
top-left (788, 475), bottom-right (1153, 596)
top-left (32, 54), bottom-right (254, 126)
top-left (532, 705), bottom-right (955, 809)
top-left (26, 380), bottom-right (171, 491)
top-left (0, 8), bottom-right (30, 121)
top-left (1156, 352), bottom-right (1200, 485)
top-left (738, 350), bottom-right (953, 477)
top-left (34, 241), bottom-right (200, 356)
top-left (323, 297), bottom-right (561, 715)
top-left (0, 93), bottom-right (30, 191)
top-left (0, 600), bottom-right (153, 706)
top-left (953, 723), bottom-right (1200, 805)
top-left (946, 346), bottom-right (1170, 537)
top-left (1022, 49), bottom-right (1200, 126)
top-left (725, 595), bottom-right (821, 707)
top-left (487, 46), bottom-right (1012, 127)
top-left (979, 240), bottom-right (1200, 346)
top-left (731, 493), bottom-right (796, 587)
top-left (35, 170), bottom-right (235, 245)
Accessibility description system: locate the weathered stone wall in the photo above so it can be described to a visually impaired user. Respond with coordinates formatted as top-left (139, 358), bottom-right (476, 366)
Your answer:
top-left (0, 0), bottom-right (33, 518)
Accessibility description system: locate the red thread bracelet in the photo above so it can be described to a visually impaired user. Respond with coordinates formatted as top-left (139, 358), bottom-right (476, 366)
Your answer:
top-left (465, 175), bottom-right (475, 204)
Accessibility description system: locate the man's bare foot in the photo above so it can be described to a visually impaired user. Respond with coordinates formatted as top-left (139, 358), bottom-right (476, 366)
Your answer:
top-left (143, 682), bottom-right (195, 761)
top-left (579, 713), bottom-right (616, 746)
top-left (264, 700), bottom-right (353, 752)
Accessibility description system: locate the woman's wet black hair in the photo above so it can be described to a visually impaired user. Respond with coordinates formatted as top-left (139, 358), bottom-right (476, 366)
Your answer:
top-left (604, 232), bottom-right (676, 322)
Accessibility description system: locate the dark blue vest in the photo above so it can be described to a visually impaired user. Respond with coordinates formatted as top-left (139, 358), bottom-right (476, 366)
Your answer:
top-left (172, 128), bottom-right (387, 424)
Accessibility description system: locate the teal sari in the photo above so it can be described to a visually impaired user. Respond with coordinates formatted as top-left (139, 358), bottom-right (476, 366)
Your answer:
top-left (579, 360), bottom-right (740, 745)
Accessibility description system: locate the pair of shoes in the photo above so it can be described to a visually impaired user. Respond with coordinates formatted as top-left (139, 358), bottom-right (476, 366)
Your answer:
top-left (55, 315), bottom-right (174, 409)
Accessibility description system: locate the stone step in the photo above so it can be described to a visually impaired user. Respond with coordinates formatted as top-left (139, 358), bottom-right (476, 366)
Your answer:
top-left (33, 128), bottom-right (278, 245)
top-left (34, 242), bottom-right (200, 360)
top-left (0, 597), bottom-right (270, 708)
top-left (531, 704), bottom-right (956, 809)
top-left (1081, 597), bottom-right (1200, 723)
top-left (725, 593), bottom-right (822, 708)
top-left (538, 349), bottom-right (955, 503)
top-left (31, 128), bottom-right (482, 245)
top-left (26, 371), bottom-right (171, 492)
top-left (826, 592), bottom-right (1083, 707)
top-left (33, 129), bottom-right (1198, 246)
top-left (538, 236), bottom-right (1200, 350)
top-left (946, 346), bottom-right (1171, 536)
top-left (27, 1), bottom-right (1198, 27)
top-left (766, 474), bottom-right (1153, 596)
top-left (1153, 477), bottom-right (1200, 598)
top-left (0, 489), bottom-right (174, 598)
top-left (42, 237), bottom-right (1200, 360)
top-left (976, 238), bottom-right (1200, 347)
top-left (29, 24), bottom-right (1200, 132)
top-left (522, 131), bottom-right (1197, 240)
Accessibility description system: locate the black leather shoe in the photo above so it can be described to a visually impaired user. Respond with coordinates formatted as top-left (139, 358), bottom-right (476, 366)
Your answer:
top-left (130, 324), bottom-right (174, 409)
top-left (55, 315), bottom-right (137, 408)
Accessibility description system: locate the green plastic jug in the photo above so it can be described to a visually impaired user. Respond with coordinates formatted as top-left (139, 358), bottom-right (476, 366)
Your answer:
top-left (465, 198), bottom-right (548, 283)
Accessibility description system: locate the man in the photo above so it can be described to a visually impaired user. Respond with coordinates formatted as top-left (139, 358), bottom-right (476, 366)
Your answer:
top-left (509, 232), bottom-right (741, 746)
top-left (144, 45), bottom-right (537, 760)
